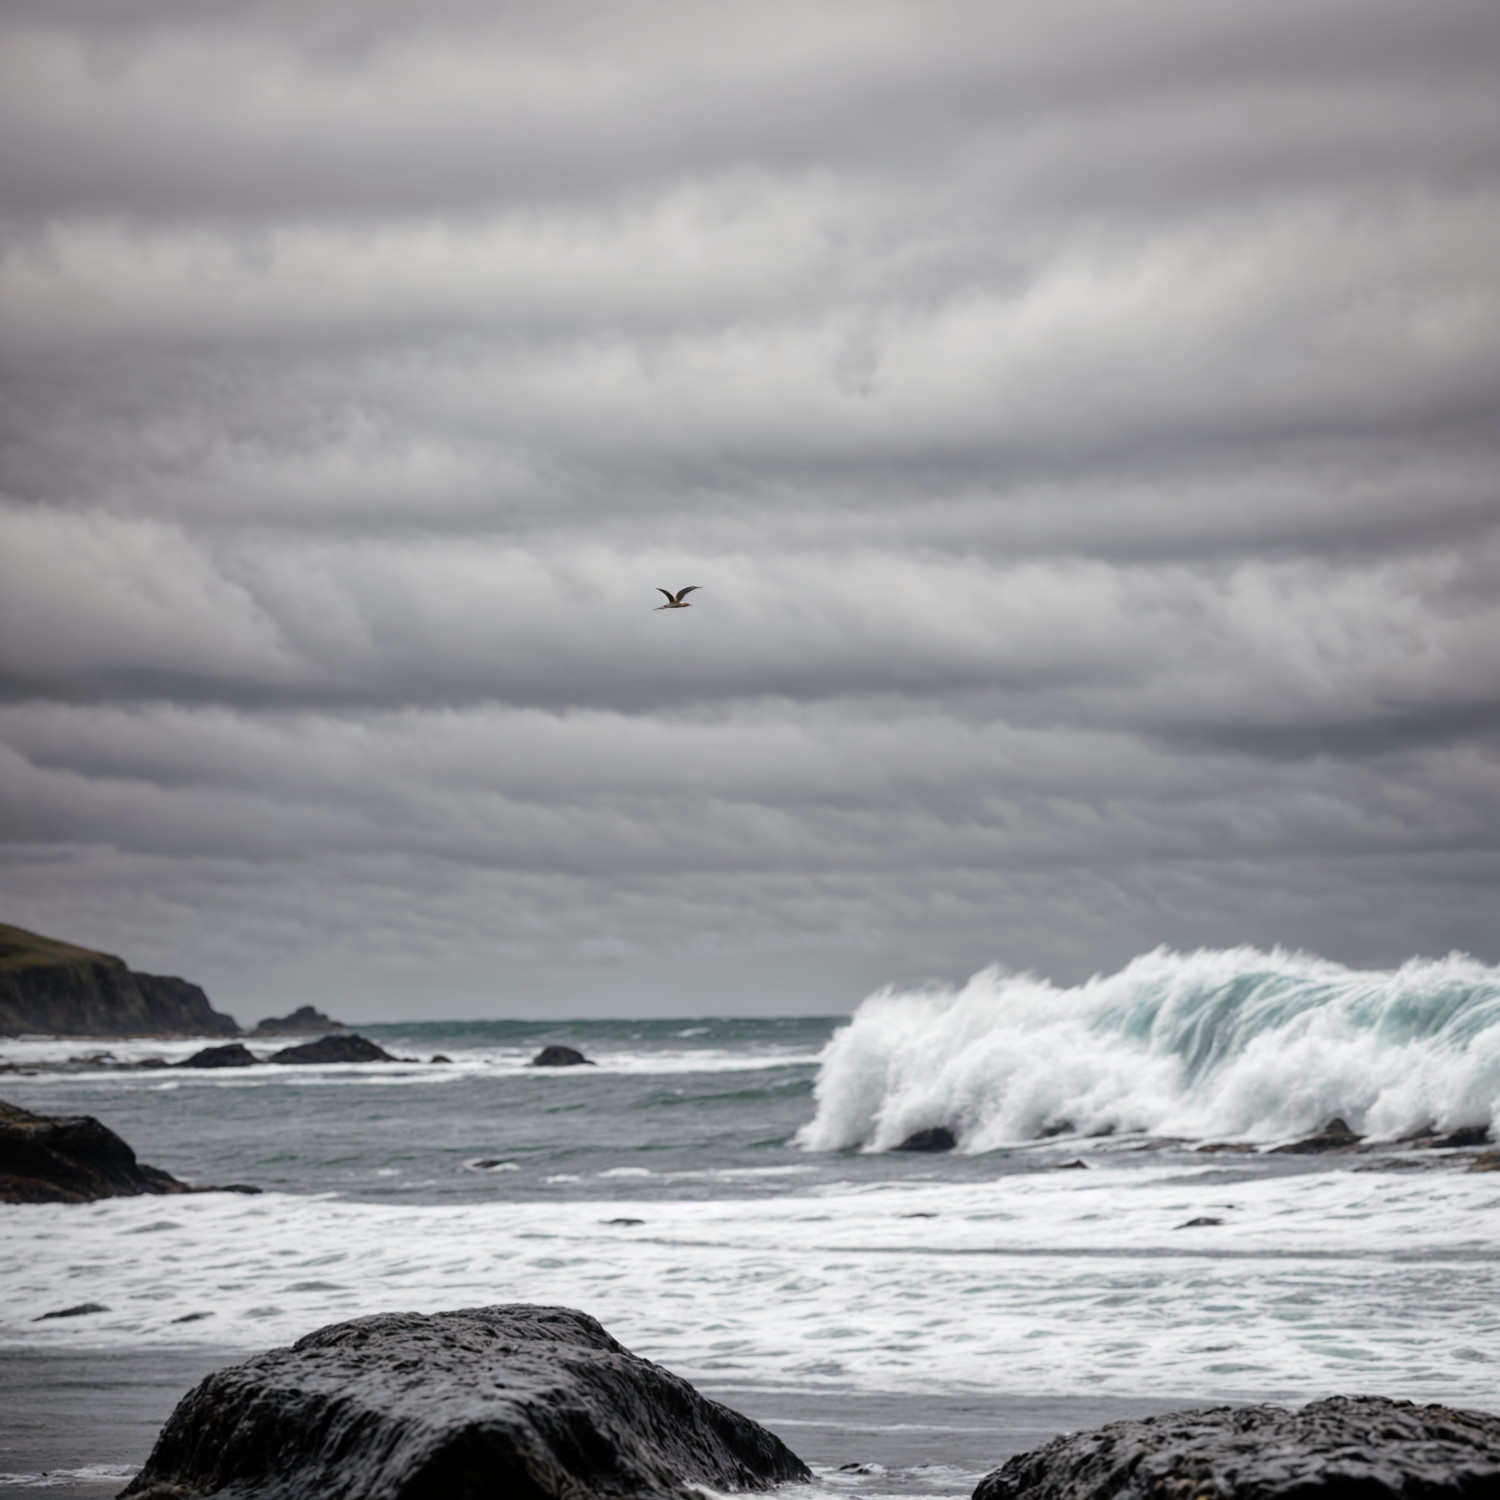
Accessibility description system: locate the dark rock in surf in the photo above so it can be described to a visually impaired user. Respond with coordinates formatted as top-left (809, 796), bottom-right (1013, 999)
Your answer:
top-left (1269, 1116), bottom-right (1363, 1154)
top-left (1, 1097), bottom-right (192, 1204)
top-left (1195, 1141), bottom-right (1258, 1153)
top-left (1174, 1216), bottom-right (1223, 1228)
top-left (0, 921), bottom-right (240, 1038)
top-left (530, 1045), bottom-right (596, 1067)
top-left (1055, 1158), bottom-right (1089, 1170)
top-left (972, 1394), bottom-right (1500, 1500)
top-left (122, 1304), bottom-right (810, 1500)
top-left (1421, 1124), bottom-right (1491, 1149)
top-left (1468, 1152), bottom-right (1500, 1173)
top-left (177, 1042), bottom-right (260, 1068)
top-left (893, 1126), bottom-right (957, 1152)
top-left (268, 1033), bottom-right (395, 1065)
top-left (250, 1004), bottom-right (346, 1038)
top-left (430, 1054), bottom-right (453, 1064)
top-left (35, 1302), bottom-right (110, 1320)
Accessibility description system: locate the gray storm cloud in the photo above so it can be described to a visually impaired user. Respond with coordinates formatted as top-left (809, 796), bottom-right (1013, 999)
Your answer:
top-left (1, 0), bottom-right (1497, 1018)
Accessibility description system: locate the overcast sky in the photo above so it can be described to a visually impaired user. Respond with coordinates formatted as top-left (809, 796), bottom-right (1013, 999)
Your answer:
top-left (2, 0), bottom-right (1498, 1024)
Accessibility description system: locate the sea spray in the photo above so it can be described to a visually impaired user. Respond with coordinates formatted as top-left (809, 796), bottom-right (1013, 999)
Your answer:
top-left (796, 946), bottom-right (1500, 1151)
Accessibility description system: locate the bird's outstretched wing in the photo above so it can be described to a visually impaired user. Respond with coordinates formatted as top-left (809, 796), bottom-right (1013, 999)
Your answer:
top-left (674, 586), bottom-right (702, 602)
top-left (657, 588), bottom-right (677, 603)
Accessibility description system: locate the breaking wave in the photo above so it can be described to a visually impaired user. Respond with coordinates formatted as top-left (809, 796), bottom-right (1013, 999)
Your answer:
top-left (797, 947), bottom-right (1500, 1151)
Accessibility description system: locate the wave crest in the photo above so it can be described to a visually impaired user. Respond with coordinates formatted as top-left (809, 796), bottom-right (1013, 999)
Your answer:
top-left (796, 946), bottom-right (1500, 1151)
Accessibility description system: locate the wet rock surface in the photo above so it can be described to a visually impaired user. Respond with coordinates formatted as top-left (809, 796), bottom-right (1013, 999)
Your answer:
top-left (1270, 1116), bottom-right (1364, 1154)
top-left (530, 1045), bottom-right (595, 1067)
top-left (972, 1395), bottom-right (1500, 1500)
top-left (177, 1042), bottom-right (260, 1069)
top-left (893, 1125), bottom-right (957, 1152)
top-left (121, 1304), bottom-right (810, 1500)
top-left (1, 1098), bottom-right (258, 1203)
top-left (267, 1032), bottom-right (395, 1064)
top-left (1, 1097), bottom-right (192, 1203)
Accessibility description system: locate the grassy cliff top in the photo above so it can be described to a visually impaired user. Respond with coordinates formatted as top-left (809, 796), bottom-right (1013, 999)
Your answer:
top-left (0, 922), bottom-right (121, 973)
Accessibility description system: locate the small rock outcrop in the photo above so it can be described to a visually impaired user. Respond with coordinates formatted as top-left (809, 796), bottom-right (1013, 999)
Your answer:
top-left (530, 1045), bottom-right (595, 1067)
top-left (1, 1097), bottom-right (192, 1203)
top-left (893, 1126), bottom-right (957, 1152)
top-left (1270, 1116), bottom-right (1364, 1154)
top-left (972, 1395), bottom-right (1500, 1500)
top-left (250, 1005), bottom-right (346, 1038)
top-left (177, 1042), bottom-right (260, 1068)
top-left (0, 922), bottom-right (240, 1038)
top-left (122, 1304), bottom-right (810, 1500)
top-left (268, 1033), bottom-right (396, 1065)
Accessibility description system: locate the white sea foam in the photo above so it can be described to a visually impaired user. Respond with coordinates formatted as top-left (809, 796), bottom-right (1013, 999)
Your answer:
top-left (797, 947), bottom-right (1500, 1152)
top-left (3, 1165), bottom-right (1498, 1405)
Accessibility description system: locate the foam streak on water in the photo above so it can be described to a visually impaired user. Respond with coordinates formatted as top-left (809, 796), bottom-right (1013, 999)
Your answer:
top-left (797, 947), bottom-right (1500, 1151)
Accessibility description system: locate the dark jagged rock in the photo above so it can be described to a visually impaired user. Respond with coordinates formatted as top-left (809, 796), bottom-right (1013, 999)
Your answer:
top-left (1, 1097), bottom-right (191, 1203)
top-left (972, 1395), bottom-right (1500, 1500)
top-left (1055, 1158), bottom-right (1088, 1170)
top-left (430, 1053), bottom-right (453, 1063)
top-left (530, 1045), bottom-right (596, 1067)
top-left (1269, 1116), bottom-right (1363, 1154)
top-left (122, 1304), bottom-right (810, 1500)
top-left (0, 922), bottom-right (239, 1038)
top-left (250, 1004), bottom-right (346, 1038)
top-left (893, 1126), bottom-right (957, 1152)
top-left (1175, 1216), bottom-right (1223, 1228)
top-left (177, 1042), bottom-right (260, 1069)
top-left (268, 1033), bottom-right (395, 1065)
top-left (1468, 1151), bottom-right (1500, 1173)
top-left (0, 1098), bottom-right (256, 1203)
top-left (1196, 1141), bottom-right (1258, 1153)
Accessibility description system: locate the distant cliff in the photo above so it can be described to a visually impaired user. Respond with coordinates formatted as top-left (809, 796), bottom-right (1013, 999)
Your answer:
top-left (0, 923), bottom-right (240, 1038)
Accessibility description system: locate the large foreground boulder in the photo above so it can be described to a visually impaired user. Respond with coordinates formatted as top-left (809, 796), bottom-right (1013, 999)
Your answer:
top-left (973, 1395), bottom-right (1500, 1500)
top-left (2, 1097), bottom-right (192, 1203)
top-left (122, 1304), bottom-right (810, 1500)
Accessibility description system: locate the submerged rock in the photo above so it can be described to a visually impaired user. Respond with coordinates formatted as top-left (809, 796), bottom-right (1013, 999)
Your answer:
top-left (250, 1004), bottom-right (346, 1038)
top-left (268, 1033), bottom-right (395, 1065)
top-left (893, 1126), bottom-right (957, 1152)
top-left (122, 1304), bottom-right (810, 1500)
top-left (34, 1301), bottom-right (109, 1320)
top-left (2, 1098), bottom-right (192, 1203)
top-left (530, 1045), bottom-right (596, 1067)
top-left (973, 1395), bottom-right (1500, 1500)
top-left (177, 1042), bottom-right (260, 1068)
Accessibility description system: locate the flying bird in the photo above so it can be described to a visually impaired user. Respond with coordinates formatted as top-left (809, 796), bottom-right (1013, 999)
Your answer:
top-left (655, 587), bottom-right (701, 610)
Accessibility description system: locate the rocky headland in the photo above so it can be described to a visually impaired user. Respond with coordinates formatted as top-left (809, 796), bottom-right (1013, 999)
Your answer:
top-left (122, 1304), bottom-right (810, 1500)
top-left (0, 1098), bottom-right (258, 1203)
top-left (0, 922), bottom-right (240, 1038)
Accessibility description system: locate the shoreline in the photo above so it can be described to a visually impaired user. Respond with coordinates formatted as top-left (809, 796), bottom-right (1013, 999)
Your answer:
top-left (0, 1344), bottom-right (1217, 1498)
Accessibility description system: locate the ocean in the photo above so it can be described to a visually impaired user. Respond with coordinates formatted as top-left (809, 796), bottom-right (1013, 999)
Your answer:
top-left (3, 946), bottom-right (1499, 1497)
